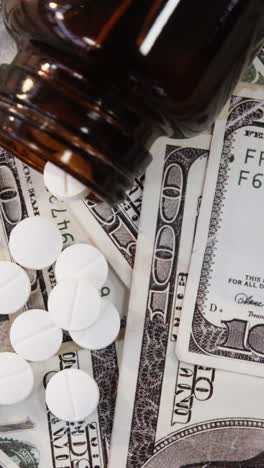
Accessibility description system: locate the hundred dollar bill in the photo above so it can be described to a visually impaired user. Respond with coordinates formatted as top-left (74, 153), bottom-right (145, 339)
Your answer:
top-left (177, 84), bottom-right (264, 377)
top-left (109, 135), bottom-right (220, 467)
top-left (109, 133), bottom-right (264, 468)
top-left (70, 175), bottom-right (144, 288)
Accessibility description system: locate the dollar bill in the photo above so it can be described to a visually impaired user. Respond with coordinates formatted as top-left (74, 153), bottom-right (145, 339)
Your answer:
top-left (70, 175), bottom-right (144, 288)
top-left (177, 84), bottom-right (264, 377)
top-left (109, 135), bottom-right (235, 467)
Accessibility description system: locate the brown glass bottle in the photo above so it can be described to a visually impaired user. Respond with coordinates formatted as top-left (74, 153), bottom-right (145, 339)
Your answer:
top-left (0, 0), bottom-right (263, 205)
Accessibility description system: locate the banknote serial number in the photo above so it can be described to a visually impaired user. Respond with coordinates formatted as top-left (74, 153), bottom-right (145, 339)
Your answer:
top-left (238, 148), bottom-right (264, 188)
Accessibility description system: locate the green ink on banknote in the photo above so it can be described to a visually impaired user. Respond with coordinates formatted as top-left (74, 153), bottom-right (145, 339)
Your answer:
top-left (0, 438), bottom-right (39, 468)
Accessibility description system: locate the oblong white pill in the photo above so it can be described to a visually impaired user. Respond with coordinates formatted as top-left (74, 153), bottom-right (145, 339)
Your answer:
top-left (70, 298), bottom-right (120, 350)
top-left (45, 369), bottom-right (99, 422)
top-left (0, 353), bottom-right (34, 405)
top-left (44, 162), bottom-right (90, 202)
top-left (10, 309), bottom-right (63, 361)
top-left (0, 261), bottom-right (31, 315)
top-left (9, 216), bottom-right (63, 270)
top-left (48, 279), bottom-right (101, 331)
top-left (55, 243), bottom-right (108, 289)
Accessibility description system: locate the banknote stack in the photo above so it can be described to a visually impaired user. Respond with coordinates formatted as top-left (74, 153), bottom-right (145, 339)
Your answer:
top-left (1, 9), bottom-right (264, 467)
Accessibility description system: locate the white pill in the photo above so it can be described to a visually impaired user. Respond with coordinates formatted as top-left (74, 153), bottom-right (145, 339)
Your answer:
top-left (0, 353), bottom-right (34, 405)
top-left (44, 162), bottom-right (90, 201)
top-left (55, 243), bottom-right (108, 289)
top-left (48, 279), bottom-right (101, 331)
top-left (10, 309), bottom-right (63, 361)
top-left (45, 368), bottom-right (99, 422)
top-left (70, 298), bottom-right (120, 350)
top-left (0, 261), bottom-right (31, 315)
top-left (9, 216), bottom-right (63, 270)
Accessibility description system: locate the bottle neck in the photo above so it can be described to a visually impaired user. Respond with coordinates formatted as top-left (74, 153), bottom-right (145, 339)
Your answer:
top-left (0, 41), bottom-right (157, 205)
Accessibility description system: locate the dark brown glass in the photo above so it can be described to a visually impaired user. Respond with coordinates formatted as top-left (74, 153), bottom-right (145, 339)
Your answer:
top-left (0, 0), bottom-right (264, 204)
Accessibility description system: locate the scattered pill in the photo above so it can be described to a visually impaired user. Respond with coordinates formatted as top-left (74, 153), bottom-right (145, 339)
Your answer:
top-left (10, 309), bottom-right (63, 361)
top-left (0, 261), bottom-right (30, 315)
top-left (44, 162), bottom-right (90, 202)
top-left (9, 216), bottom-right (63, 270)
top-left (48, 279), bottom-right (101, 331)
top-left (70, 298), bottom-right (120, 350)
top-left (45, 368), bottom-right (99, 422)
top-left (55, 243), bottom-right (108, 289)
top-left (0, 353), bottom-right (34, 405)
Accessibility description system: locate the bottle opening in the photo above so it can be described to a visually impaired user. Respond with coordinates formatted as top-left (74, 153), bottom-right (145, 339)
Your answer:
top-left (0, 43), bottom-right (152, 205)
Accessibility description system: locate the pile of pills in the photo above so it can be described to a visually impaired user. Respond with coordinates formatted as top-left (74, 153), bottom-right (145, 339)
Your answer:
top-left (0, 214), bottom-right (121, 422)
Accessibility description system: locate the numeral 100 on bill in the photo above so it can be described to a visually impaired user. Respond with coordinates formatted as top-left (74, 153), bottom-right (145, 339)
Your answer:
top-left (221, 318), bottom-right (264, 356)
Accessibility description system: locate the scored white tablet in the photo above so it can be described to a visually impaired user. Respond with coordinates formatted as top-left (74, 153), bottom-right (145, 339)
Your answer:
top-left (9, 216), bottom-right (63, 270)
top-left (70, 298), bottom-right (120, 350)
top-left (44, 162), bottom-right (90, 202)
top-left (10, 309), bottom-right (63, 361)
top-left (0, 261), bottom-right (31, 315)
top-left (45, 368), bottom-right (99, 422)
top-left (55, 243), bottom-right (108, 289)
top-left (0, 353), bottom-right (34, 405)
top-left (48, 279), bottom-right (101, 331)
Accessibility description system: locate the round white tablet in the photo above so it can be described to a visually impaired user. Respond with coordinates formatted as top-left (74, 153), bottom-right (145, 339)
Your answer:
top-left (9, 216), bottom-right (63, 270)
top-left (0, 353), bottom-right (34, 405)
top-left (70, 298), bottom-right (120, 350)
top-left (0, 261), bottom-right (31, 315)
top-left (44, 162), bottom-right (90, 202)
top-left (10, 309), bottom-right (63, 361)
top-left (55, 243), bottom-right (108, 289)
top-left (48, 279), bottom-right (101, 331)
top-left (45, 368), bottom-right (99, 422)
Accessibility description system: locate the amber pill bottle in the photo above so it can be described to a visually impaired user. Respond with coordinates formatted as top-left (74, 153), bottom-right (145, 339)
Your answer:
top-left (0, 0), bottom-right (263, 205)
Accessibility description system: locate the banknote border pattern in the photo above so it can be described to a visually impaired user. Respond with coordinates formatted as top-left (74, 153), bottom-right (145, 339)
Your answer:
top-left (150, 417), bottom-right (264, 457)
top-left (91, 345), bottom-right (119, 462)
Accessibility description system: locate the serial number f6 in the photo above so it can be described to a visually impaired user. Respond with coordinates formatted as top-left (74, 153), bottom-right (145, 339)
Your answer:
top-left (238, 170), bottom-right (263, 188)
